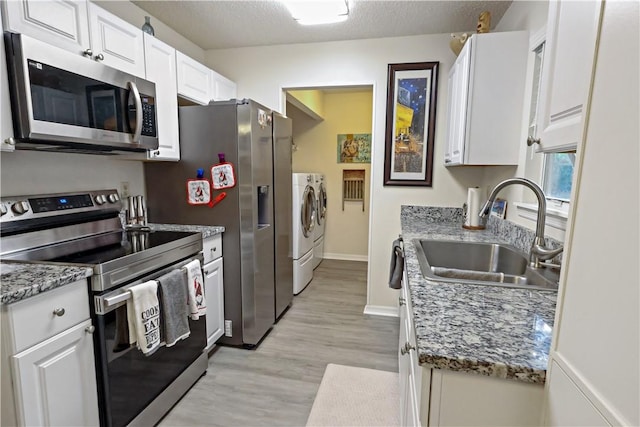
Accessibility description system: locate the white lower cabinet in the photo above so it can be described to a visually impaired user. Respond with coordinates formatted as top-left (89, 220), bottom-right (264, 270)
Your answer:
top-left (1, 279), bottom-right (99, 427)
top-left (400, 275), bottom-right (544, 426)
top-left (12, 319), bottom-right (99, 426)
top-left (203, 257), bottom-right (224, 350)
top-left (202, 235), bottom-right (224, 351)
top-left (428, 370), bottom-right (544, 426)
top-left (399, 276), bottom-right (421, 427)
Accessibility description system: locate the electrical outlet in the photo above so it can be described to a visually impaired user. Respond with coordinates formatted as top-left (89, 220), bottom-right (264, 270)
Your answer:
top-left (120, 181), bottom-right (130, 198)
top-left (224, 320), bottom-right (232, 337)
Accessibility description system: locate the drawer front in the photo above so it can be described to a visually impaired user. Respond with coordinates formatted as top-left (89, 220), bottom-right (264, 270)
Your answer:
top-left (8, 280), bottom-right (90, 352)
top-left (202, 235), bottom-right (223, 264)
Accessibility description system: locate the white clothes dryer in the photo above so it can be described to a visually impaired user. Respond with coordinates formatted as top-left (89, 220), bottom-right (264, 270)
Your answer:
top-left (311, 173), bottom-right (327, 269)
top-left (292, 173), bottom-right (316, 294)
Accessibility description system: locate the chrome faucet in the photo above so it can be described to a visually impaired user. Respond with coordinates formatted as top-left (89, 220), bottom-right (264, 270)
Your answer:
top-left (479, 178), bottom-right (564, 268)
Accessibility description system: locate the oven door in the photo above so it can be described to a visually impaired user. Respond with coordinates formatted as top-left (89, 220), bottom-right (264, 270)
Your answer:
top-left (91, 254), bottom-right (206, 427)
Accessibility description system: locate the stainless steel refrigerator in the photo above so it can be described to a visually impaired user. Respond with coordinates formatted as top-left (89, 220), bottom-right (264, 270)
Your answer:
top-left (144, 99), bottom-right (289, 347)
top-left (272, 112), bottom-right (293, 319)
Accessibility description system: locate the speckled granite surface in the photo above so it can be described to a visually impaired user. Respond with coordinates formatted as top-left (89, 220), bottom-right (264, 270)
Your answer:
top-left (148, 223), bottom-right (225, 239)
top-left (401, 205), bottom-right (557, 384)
top-left (0, 262), bottom-right (92, 305)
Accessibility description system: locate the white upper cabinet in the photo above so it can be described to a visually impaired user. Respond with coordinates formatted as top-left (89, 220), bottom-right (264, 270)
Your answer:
top-left (444, 31), bottom-right (528, 166)
top-left (2, 0), bottom-right (91, 55)
top-left (211, 70), bottom-right (237, 101)
top-left (88, 3), bottom-right (145, 78)
top-left (176, 51), bottom-right (213, 105)
top-left (3, 0), bottom-right (145, 77)
top-left (535, 0), bottom-right (603, 152)
top-left (143, 34), bottom-right (180, 161)
top-left (1, 16), bottom-right (15, 151)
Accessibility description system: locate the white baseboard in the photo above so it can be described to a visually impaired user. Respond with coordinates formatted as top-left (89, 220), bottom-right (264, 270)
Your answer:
top-left (323, 252), bottom-right (368, 262)
top-left (363, 305), bottom-right (399, 318)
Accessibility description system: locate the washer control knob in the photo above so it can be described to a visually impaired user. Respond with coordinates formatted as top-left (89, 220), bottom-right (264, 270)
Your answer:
top-left (0, 204), bottom-right (7, 216)
top-left (11, 201), bottom-right (29, 215)
top-left (107, 193), bottom-right (120, 203)
top-left (95, 195), bottom-right (107, 205)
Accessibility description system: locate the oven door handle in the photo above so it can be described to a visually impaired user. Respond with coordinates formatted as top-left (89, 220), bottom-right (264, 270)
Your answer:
top-left (94, 253), bottom-right (203, 315)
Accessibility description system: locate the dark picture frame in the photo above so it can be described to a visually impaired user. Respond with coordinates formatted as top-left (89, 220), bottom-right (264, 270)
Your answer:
top-left (383, 62), bottom-right (439, 186)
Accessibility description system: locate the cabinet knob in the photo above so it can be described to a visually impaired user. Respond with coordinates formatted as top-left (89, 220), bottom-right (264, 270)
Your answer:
top-left (82, 48), bottom-right (93, 57)
top-left (527, 136), bottom-right (541, 146)
top-left (153, 150), bottom-right (160, 156)
top-left (399, 297), bottom-right (406, 306)
top-left (94, 53), bottom-right (105, 61)
top-left (52, 308), bottom-right (66, 317)
top-left (4, 137), bottom-right (16, 146)
top-left (85, 325), bottom-right (95, 334)
top-left (400, 342), bottom-right (415, 355)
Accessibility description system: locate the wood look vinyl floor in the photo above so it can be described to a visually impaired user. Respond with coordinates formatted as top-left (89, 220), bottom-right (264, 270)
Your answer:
top-left (159, 259), bottom-right (399, 427)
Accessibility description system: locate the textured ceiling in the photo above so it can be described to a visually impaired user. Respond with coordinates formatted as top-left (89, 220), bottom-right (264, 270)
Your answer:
top-left (130, 0), bottom-right (512, 50)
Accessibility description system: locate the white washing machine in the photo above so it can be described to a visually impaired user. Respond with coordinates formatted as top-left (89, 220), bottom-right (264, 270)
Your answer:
top-left (312, 173), bottom-right (327, 269)
top-left (292, 173), bottom-right (316, 294)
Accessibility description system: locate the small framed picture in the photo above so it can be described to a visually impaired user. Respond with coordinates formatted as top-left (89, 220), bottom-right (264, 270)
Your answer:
top-left (491, 198), bottom-right (507, 219)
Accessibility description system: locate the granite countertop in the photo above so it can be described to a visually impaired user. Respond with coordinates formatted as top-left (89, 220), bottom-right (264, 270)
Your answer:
top-left (148, 223), bottom-right (225, 239)
top-left (401, 206), bottom-right (557, 384)
top-left (0, 262), bottom-right (93, 305)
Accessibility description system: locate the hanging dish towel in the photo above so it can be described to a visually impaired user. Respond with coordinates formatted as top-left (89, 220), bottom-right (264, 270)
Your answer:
top-left (157, 269), bottom-right (191, 347)
top-left (388, 238), bottom-right (404, 289)
top-left (183, 259), bottom-right (206, 320)
top-left (126, 280), bottom-right (161, 356)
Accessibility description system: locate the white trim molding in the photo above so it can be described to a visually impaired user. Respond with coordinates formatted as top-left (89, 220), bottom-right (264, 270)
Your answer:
top-left (515, 201), bottom-right (568, 231)
top-left (322, 253), bottom-right (368, 262)
top-left (363, 305), bottom-right (399, 318)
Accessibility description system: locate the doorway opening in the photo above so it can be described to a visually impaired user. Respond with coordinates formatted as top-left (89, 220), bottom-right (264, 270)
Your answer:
top-left (283, 85), bottom-right (374, 264)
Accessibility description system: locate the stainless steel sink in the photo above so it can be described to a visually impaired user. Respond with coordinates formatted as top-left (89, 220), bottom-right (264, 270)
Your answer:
top-left (413, 239), bottom-right (559, 291)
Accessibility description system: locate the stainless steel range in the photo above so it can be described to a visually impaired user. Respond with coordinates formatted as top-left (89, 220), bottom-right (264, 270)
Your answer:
top-left (0, 189), bottom-right (207, 427)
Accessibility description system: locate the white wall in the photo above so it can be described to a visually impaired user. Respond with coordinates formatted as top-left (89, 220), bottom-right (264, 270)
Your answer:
top-left (205, 34), bottom-right (489, 309)
top-left (0, 151), bottom-right (145, 197)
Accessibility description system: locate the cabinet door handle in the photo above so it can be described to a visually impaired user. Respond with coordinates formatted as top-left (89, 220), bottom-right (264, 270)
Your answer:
top-left (82, 48), bottom-right (93, 57)
top-left (527, 136), bottom-right (541, 146)
top-left (400, 342), bottom-right (415, 355)
top-left (52, 308), bottom-right (65, 317)
top-left (85, 325), bottom-right (95, 334)
top-left (94, 53), bottom-right (105, 61)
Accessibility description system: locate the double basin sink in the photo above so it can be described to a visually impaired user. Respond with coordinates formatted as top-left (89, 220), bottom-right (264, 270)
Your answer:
top-left (413, 239), bottom-right (559, 291)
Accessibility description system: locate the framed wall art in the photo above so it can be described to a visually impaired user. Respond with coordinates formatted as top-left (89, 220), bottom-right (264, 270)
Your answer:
top-left (383, 62), bottom-right (439, 186)
top-left (337, 133), bottom-right (371, 163)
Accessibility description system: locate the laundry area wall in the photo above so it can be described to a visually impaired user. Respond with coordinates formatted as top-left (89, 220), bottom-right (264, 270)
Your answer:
top-left (288, 88), bottom-right (373, 261)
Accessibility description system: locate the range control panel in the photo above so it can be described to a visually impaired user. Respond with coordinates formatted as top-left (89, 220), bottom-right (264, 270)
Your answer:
top-left (0, 189), bottom-right (122, 223)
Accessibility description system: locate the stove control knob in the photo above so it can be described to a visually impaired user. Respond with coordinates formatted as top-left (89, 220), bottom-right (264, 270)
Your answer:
top-left (107, 193), bottom-right (119, 203)
top-left (95, 195), bottom-right (107, 205)
top-left (11, 201), bottom-right (29, 215)
top-left (0, 204), bottom-right (7, 216)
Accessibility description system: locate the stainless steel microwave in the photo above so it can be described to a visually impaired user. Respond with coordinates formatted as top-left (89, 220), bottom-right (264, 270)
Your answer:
top-left (4, 32), bottom-right (158, 153)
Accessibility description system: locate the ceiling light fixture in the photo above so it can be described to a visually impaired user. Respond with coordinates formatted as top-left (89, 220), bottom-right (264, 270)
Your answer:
top-left (282, 0), bottom-right (350, 26)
